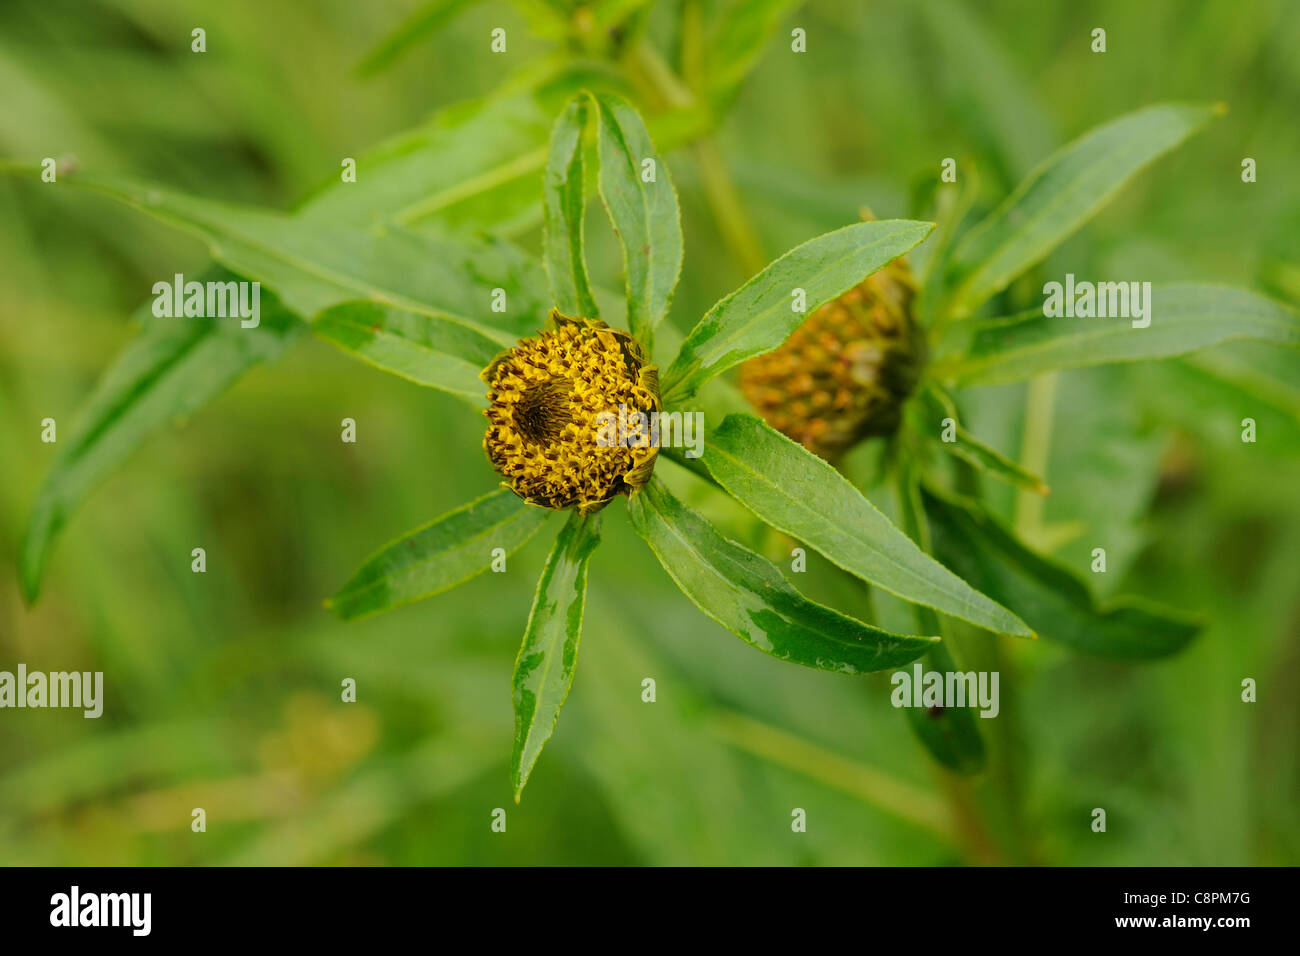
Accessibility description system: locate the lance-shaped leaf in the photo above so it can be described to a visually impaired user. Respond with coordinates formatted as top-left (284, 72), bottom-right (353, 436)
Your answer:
top-left (662, 219), bottom-right (933, 402)
top-left (591, 91), bottom-right (684, 340)
top-left (314, 301), bottom-right (501, 405)
top-left (934, 282), bottom-right (1300, 386)
top-left (19, 275), bottom-right (304, 603)
top-left (941, 102), bottom-right (1223, 319)
top-left (909, 385), bottom-right (1049, 494)
top-left (328, 490), bottom-right (552, 621)
top-left (542, 96), bottom-right (600, 319)
top-left (302, 63), bottom-right (642, 236)
top-left (921, 485), bottom-right (1200, 659)
top-left (627, 477), bottom-right (939, 673)
top-left (512, 511), bottom-right (602, 799)
top-left (698, 413), bottom-right (1034, 637)
top-left (52, 171), bottom-right (548, 345)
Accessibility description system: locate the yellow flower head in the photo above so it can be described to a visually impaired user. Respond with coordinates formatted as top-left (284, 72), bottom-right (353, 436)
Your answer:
top-left (739, 258), bottom-right (926, 463)
top-left (482, 309), bottom-right (660, 514)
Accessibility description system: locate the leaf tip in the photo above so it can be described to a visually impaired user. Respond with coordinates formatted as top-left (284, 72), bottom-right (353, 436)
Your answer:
top-left (18, 574), bottom-right (40, 607)
top-left (323, 593), bottom-right (354, 620)
top-left (18, 543), bottom-right (44, 607)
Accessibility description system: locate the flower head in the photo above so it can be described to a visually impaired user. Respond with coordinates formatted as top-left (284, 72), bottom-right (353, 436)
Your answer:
top-left (739, 258), bottom-right (926, 462)
top-left (482, 309), bottom-right (660, 514)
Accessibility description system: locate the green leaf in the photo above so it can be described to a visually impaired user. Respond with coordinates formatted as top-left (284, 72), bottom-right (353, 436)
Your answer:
top-left (942, 102), bottom-right (1223, 319)
top-left (19, 275), bottom-right (304, 603)
top-left (626, 477), bottom-right (939, 674)
top-left (355, 0), bottom-right (476, 77)
top-left (935, 282), bottom-right (1300, 386)
top-left (299, 64), bottom-right (621, 236)
top-left (541, 90), bottom-right (684, 340)
top-left (328, 489), bottom-right (552, 621)
top-left (910, 385), bottom-right (1049, 495)
top-left (921, 485), bottom-right (1201, 659)
top-left (61, 171), bottom-right (548, 345)
top-left (592, 92), bottom-right (684, 341)
top-left (512, 511), bottom-right (602, 799)
top-left (300, 62), bottom-right (711, 239)
top-left (313, 301), bottom-right (500, 404)
top-left (699, 413), bottom-right (1034, 637)
top-left (542, 96), bottom-right (601, 319)
top-left (662, 219), bottom-right (934, 401)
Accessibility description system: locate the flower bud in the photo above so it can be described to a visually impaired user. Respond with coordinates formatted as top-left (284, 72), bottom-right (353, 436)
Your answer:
top-left (739, 258), bottom-right (925, 463)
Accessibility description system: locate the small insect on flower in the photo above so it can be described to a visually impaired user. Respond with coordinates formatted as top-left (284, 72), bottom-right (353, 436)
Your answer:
top-left (739, 257), bottom-right (926, 463)
top-left (482, 309), bottom-right (660, 514)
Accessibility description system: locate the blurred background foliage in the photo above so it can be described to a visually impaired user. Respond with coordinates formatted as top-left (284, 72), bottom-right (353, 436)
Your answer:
top-left (2, 0), bottom-right (1297, 865)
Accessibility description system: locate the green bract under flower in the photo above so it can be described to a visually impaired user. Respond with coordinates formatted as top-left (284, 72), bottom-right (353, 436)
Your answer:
top-left (482, 309), bottom-right (660, 514)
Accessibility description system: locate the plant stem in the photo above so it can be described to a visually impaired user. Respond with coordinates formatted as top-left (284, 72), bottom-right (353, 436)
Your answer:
top-left (888, 459), bottom-right (1007, 863)
top-left (706, 707), bottom-right (962, 848)
top-left (1013, 371), bottom-right (1058, 542)
top-left (626, 40), bottom-right (767, 277)
top-left (693, 137), bottom-right (769, 276)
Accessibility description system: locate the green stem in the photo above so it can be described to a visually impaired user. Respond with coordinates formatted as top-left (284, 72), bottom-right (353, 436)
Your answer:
top-left (706, 707), bottom-right (961, 847)
top-left (626, 41), bottom-right (767, 277)
top-left (1013, 372), bottom-right (1058, 542)
top-left (889, 459), bottom-right (1004, 863)
top-left (693, 137), bottom-right (768, 277)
